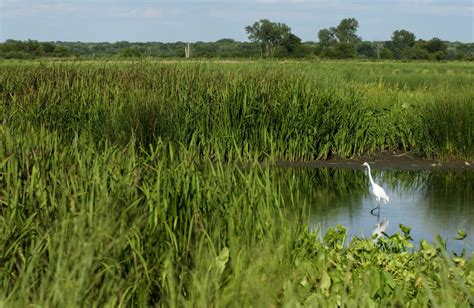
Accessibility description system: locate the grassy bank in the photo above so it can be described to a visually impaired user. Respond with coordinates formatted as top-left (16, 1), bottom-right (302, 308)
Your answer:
top-left (0, 60), bottom-right (473, 306)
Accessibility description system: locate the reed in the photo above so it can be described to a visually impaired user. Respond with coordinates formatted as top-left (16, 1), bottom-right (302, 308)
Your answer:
top-left (0, 60), bottom-right (473, 306)
top-left (0, 127), bottom-right (472, 306)
top-left (1, 60), bottom-right (472, 160)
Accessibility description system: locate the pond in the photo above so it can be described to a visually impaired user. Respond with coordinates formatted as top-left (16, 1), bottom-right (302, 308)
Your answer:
top-left (278, 164), bottom-right (473, 253)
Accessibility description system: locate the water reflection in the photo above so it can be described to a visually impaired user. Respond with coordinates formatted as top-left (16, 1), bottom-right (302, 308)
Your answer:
top-left (277, 167), bottom-right (473, 253)
top-left (372, 217), bottom-right (389, 243)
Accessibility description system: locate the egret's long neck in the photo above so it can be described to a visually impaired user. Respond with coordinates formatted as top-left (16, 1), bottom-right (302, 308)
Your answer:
top-left (366, 165), bottom-right (375, 186)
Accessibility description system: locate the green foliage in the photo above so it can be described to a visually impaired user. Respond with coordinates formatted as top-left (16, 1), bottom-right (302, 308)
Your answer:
top-left (296, 226), bottom-right (473, 306)
top-left (407, 44), bottom-right (433, 60)
top-left (0, 127), bottom-right (472, 306)
top-left (392, 30), bottom-right (416, 49)
top-left (0, 39), bottom-right (70, 59)
top-left (0, 60), bottom-right (472, 306)
top-left (245, 19), bottom-right (293, 58)
top-left (279, 33), bottom-right (307, 58)
top-left (420, 93), bottom-right (474, 157)
top-left (119, 47), bottom-right (143, 58)
top-left (357, 41), bottom-right (377, 58)
top-left (380, 47), bottom-right (394, 59)
top-left (2, 61), bottom-right (472, 160)
top-left (391, 29), bottom-right (416, 59)
top-left (0, 38), bottom-right (471, 60)
top-left (424, 38), bottom-right (448, 54)
top-left (334, 18), bottom-right (360, 45)
top-left (318, 28), bottom-right (337, 48)
top-left (453, 42), bottom-right (474, 60)
top-left (317, 18), bottom-right (361, 59)
top-left (407, 38), bottom-right (448, 61)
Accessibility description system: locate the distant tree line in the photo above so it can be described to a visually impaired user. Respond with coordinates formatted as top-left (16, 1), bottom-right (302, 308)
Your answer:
top-left (1, 18), bottom-right (472, 60)
top-left (0, 39), bottom-right (70, 59)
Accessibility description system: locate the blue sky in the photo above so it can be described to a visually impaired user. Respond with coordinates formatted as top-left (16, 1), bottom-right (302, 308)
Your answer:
top-left (1, 0), bottom-right (473, 42)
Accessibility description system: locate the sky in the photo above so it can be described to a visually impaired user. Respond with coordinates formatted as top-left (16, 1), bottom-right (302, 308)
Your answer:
top-left (1, 0), bottom-right (473, 43)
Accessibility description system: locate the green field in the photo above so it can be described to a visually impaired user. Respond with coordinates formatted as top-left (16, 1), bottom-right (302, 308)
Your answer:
top-left (1, 60), bottom-right (473, 306)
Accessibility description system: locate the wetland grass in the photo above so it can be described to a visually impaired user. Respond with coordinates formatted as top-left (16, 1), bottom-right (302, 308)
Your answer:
top-left (0, 60), bottom-right (473, 306)
top-left (1, 60), bottom-right (472, 160)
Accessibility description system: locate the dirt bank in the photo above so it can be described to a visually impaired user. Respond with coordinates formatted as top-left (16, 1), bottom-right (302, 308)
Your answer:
top-left (276, 153), bottom-right (473, 171)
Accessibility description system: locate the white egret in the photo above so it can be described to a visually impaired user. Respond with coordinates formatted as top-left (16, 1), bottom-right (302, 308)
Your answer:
top-left (362, 162), bottom-right (389, 215)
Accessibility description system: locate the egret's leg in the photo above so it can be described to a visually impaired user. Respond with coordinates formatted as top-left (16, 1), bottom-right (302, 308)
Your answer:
top-left (370, 202), bottom-right (380, 216)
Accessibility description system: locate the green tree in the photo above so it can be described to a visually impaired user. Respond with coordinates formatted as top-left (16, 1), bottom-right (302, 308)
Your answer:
top-left (379, 48), bottom-right (393, 60)
top-left (335, 18), bottom-right (360, 45)
top-left (392, 30), bottom-right (416, 49)
top-left (318, 28), bottom-right (337, 48)
top-left (281, 33), bottom-right (303, 56)
top-left (53, 45), bottom-right (70, 57)
top-left (391, 29), bottom-right (416, 59)
top-left (317, 18), bottom-right (360, 58)
top-left (407, 44), bottom-right (431, 60)
top-left (41, 42), bottom-right (55, 54)
top-left (425, 37), bottom-right (447, 60)
top-left (407, 38), bottom-right (448, 61)
top-left (334, 43), bottom-right (357, 58)
top-left (245, 19), bottom-right (291, 58)
top-left (357, 41), bottom-right (376, 58)
top-left (119, 47), bottom-right (142, 58)
top-left (424, 37), bottom-right (446, 53)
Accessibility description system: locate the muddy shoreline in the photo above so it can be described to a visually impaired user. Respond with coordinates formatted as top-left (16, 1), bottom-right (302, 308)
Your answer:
top-left (276, 153), bottom-right (473, 171)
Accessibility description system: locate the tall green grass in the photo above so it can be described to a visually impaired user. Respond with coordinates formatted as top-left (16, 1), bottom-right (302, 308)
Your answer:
top-left (0, 126), bottom-right (472, 306)
top-left (1, 60), bottom-right (472, 160)
top-left (0, 60), bottom-right (473, 306)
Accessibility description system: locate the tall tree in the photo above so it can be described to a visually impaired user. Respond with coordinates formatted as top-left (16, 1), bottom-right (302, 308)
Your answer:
top-left (245, 19), bottom-right (291, 58)
top-left (392, 30), bottom-right (416, 49)
top-left (424, 37), bottom-right (447, 53)
top-left (318, 28), bottom-right (337, 48)
top-left (391, 29), bottom-right (416, 59)
top-left (281, 33), bottom-right (302, 55)
top-left (335, 18), bottom-right (360, 45)
top-left (317, 18), bottom-right (360, 58)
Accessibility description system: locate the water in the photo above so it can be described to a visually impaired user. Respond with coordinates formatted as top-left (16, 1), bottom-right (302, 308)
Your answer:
top-left (280, 166), bottom-right (473, 253)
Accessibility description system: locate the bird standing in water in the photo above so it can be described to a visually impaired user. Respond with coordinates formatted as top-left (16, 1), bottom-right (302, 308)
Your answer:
top-left (363, 162), bottom-right (389, 215)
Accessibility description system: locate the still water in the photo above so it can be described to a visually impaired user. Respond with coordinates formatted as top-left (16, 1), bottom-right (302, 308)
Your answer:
top-left (280, 166), bottom-right (473, 253)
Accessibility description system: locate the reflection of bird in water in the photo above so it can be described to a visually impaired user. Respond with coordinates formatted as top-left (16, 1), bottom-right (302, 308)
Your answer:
top-left (363, 162), bottom-right (389, 215)
top-left (372, 218), bottom-right (389, 243)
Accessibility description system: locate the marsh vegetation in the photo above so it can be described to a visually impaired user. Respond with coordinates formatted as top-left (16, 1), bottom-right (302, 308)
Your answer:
top-left (0, 60), bottom-right (473, 306)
